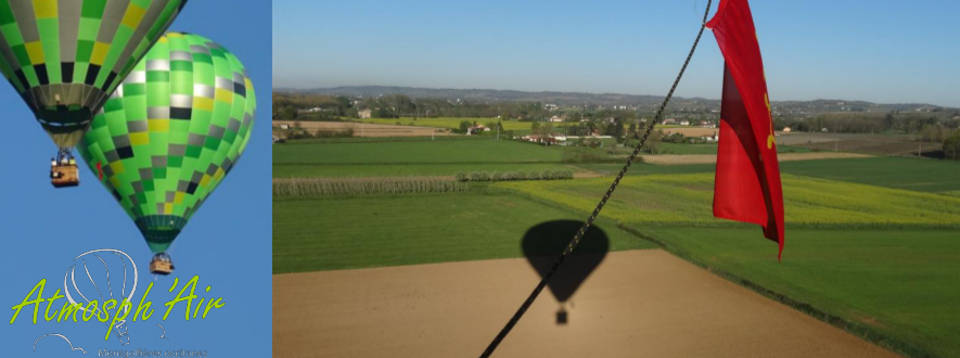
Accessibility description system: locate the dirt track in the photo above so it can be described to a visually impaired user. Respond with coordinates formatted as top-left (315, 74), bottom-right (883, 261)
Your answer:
top-left (640, 152), bottom-right (871, 165)
top-left (273, 250), bottom-right (898, 357)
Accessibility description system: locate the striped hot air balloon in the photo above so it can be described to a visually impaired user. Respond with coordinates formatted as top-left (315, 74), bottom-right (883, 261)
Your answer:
top-left (78, 32), bottom-right (255, 275)
top-left (0, 0), bottom-right (187, 187)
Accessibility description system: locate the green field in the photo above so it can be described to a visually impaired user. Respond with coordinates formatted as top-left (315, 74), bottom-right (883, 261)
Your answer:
top-left (274, 137), bottom-right (563, 165)
top-left (355, 117), bottom-right (702, 135)
top-left (356, 117), bottom-right (539, 131)
top-left (637, 227), bottom-right (960, 358)
top-left (495, 173), bottom-right (960, 227)
top-left (273, 133), bottom-right (960, 357)
top-left (493, 172), bottom-right (960, 357)
top-left (653, 142), bottom-right (812, 155)
top-left (779, 157), bottom-right (960, 192)
top-left (275, 163), bottom-right (581, 178)
top-left (273, 191), bottom-right (655, 273)
top-left (584, 155), bottom-right (960, 195)
top-left (273, 137), bottom-right (581, 177)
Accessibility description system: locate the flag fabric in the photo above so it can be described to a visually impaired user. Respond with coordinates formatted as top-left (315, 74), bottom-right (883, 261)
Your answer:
top-left (706, 0), bottom-right (785, 259)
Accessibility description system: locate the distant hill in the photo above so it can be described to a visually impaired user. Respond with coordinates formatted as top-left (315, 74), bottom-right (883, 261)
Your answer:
top-left (276, 85), bottom-right (958, 115)
top-left (277, 85), bottom-right (682, 107)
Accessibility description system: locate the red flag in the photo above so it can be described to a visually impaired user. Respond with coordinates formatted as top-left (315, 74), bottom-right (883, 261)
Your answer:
top-left (706, 0), bottom-right (785, 259)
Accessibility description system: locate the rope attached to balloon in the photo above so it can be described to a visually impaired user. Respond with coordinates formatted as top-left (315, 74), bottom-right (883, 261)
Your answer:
top-left (479, 1), bottom-right (713, 356)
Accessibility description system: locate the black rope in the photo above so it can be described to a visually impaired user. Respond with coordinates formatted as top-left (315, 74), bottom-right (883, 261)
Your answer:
top-left (479, 2), bottom-right (713, 356)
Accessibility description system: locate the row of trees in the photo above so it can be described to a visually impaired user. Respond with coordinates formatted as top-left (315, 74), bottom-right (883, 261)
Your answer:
top-left (944, 130), bottom-right (960, 160)
top-left (272, 92), bottom-right (655, 123)
top-left (776, 112), bottom-right (960, 135)
top-left (357, 95), bottom-right (556, 120)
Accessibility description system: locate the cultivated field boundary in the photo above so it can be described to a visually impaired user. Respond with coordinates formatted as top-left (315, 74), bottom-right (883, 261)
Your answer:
top-left (488, 184), bottom-right (937, 357)
top-left (618, 225), bottom-right (937, 358)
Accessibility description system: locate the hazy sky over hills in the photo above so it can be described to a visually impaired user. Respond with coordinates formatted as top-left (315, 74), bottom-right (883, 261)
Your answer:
top-left (274, 0), bottom-right (960, 107)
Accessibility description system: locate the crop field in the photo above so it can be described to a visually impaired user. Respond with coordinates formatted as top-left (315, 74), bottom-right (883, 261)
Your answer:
top-left (778, 156), bottom-right (960, 192)
top-left (273, 191), bottom-right (655, 273)
top-left (274, 120), bottom-right (450, 137)
top-left (658, 127), bottom-right (719, 137)
top-left (654, 142), bottom-right (812, 155)
top-left (273, 137), bottom-right (582, 177)
top-left (274, 162), bottom-right (579, 178)
top-left (583, 155), bottom-right (960, 193)
top-left (274, 137), bottom-right (564, 165)
top-left (778, 132), bottom-right (942, 155)
top-left (495, 173), bottom-right (960, 227)
top-left (356, 117), bottom-right (542, 131)
top-left (494, 172), bottom-right (960, 357)
top-left (273, 177), bottom-right (469, 198)
top-left (638, 152), bottom-right (870, 165)
top-left (654, 142), bottom-right (720, 154)
top-left (637, 227), bottom-right (960, 358)
top-left (273, 133), bottom-right (960, 357)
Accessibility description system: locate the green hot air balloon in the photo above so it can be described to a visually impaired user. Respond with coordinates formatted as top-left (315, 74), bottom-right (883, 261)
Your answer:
top-left (78, 32), bottom-right (255, 274)
top-left (0, 0), bottom-right (187, 188)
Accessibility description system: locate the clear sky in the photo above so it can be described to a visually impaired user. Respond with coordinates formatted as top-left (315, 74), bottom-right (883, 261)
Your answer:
top-left (1, 1), bottom-right (272, 356)
top-left (274, 0), bottom-right (960, 107)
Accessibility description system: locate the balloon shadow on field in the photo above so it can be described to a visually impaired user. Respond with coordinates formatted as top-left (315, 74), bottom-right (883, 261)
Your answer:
top-left (521, 220), bottom-right (609, 325)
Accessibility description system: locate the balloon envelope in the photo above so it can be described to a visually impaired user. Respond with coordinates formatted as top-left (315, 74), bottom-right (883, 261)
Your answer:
top-left (78, 32), bottom-right (255, 253)
top-left (0, 0), bottom-right (188, 149)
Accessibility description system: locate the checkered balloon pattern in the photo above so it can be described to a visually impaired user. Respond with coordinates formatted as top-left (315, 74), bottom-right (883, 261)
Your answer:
top-left (78, 32), bottom-right (255, 253)
top-left (0, 0), bottom-right (186, 148)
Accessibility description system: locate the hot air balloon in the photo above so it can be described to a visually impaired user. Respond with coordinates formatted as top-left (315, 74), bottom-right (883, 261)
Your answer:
top-left (0, 0), bottom-right (188, 187)
top-left (77, 32), bottom-right (255, 274)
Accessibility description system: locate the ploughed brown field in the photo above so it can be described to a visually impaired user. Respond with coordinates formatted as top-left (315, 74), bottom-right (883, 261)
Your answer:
top-left (273, 250), bottom-right (899, 358)
top-left (659, 127), bottom-right (720, 137)
top-left (274, 120), bottom-right (452, 137)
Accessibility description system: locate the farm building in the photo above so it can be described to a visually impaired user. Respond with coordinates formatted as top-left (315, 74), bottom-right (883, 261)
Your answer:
top-left (521, 134), bottom-right (559, 145)
top-left (467, 125), bottom-right (491, 135)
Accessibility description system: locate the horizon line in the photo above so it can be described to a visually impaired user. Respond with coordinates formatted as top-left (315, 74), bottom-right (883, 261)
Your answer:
top-left (272, 84), bottom-right (958, 108)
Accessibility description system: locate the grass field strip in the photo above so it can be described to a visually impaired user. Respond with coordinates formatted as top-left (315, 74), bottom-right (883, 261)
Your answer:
top-left (274, 177), bottom-right (469, 198)
top-left (495, 173), bottom-right (960, 228)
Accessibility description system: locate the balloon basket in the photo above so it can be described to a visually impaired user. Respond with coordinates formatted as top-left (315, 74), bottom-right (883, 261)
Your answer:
top-left (150, 253), bottom-right (174, 275)
top-left (50, 150), bottom-right (79, 188)
top-left (50, 164), bottom-right (79, 188)
top-left (556, 308), bottom-right (568, 325)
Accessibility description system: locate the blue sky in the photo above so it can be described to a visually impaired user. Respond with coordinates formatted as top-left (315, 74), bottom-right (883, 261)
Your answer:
top-left (274, 0), bottom-right (960, 107)
top-left (1, 1), bottom-right (271, 356)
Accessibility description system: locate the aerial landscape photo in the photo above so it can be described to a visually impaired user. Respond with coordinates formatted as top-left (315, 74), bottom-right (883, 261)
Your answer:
top-left (270, 1), bottom-right (959, 357)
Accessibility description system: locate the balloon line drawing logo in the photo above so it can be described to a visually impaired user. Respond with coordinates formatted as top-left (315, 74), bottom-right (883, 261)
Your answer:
top-left (63, 248), bottom-right (139, 345)
top-left (33, 333), bottom-right (86, 355)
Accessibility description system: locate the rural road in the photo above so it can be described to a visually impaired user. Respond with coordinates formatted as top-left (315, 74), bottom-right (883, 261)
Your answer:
top-left (273, 249), bottom-right (899, 357)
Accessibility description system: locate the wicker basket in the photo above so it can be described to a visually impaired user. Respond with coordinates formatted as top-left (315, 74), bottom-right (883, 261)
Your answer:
top-left (51, 164), bottom-right (79, 188)
top-left (150, 258), bottom-right (174, 275)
